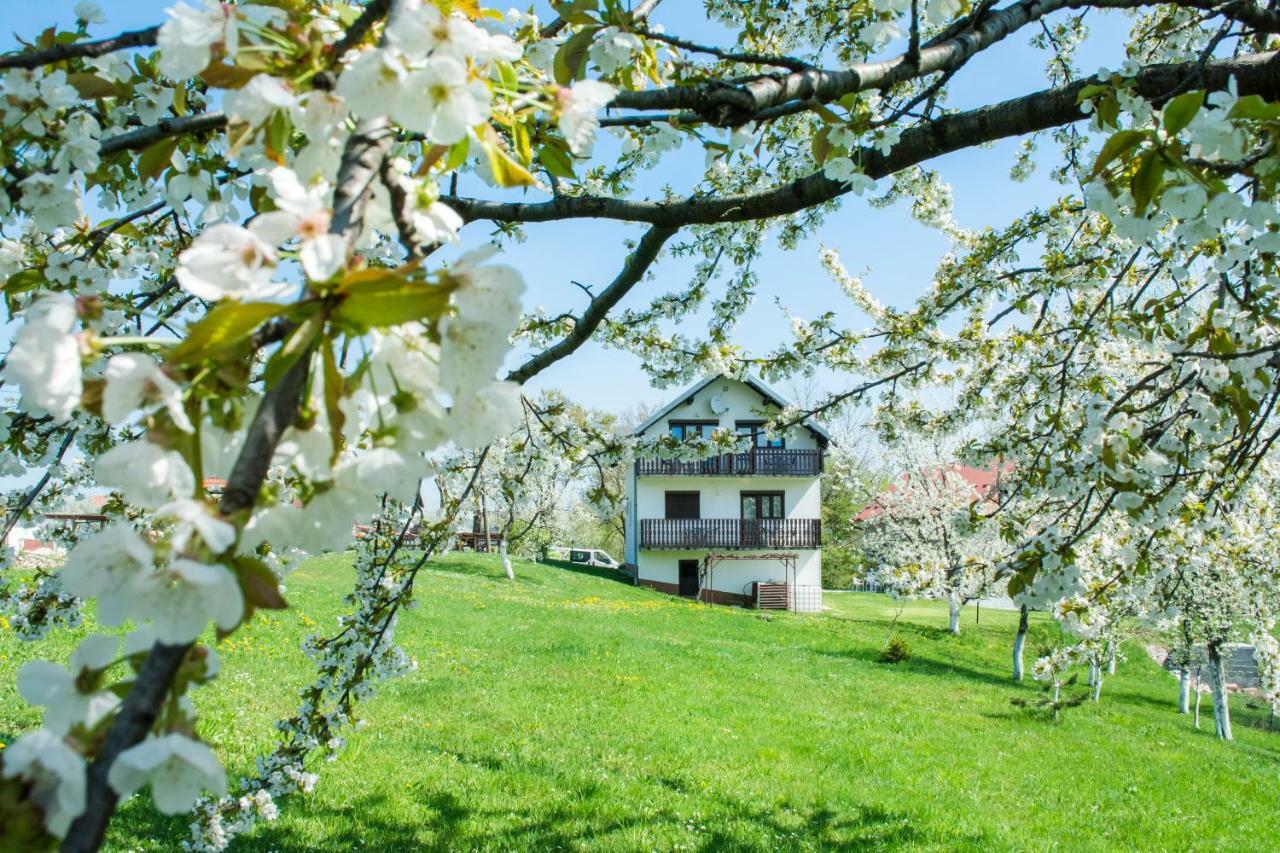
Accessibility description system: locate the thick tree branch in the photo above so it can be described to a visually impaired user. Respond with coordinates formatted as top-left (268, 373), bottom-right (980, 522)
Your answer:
top-left (0, 26), bottom-right (159, 71)
top-left (446, 51), bottom-right (1280, 227)
top-left (608, 0), bottom-right (1280, 124)
top-left (506, 225), bottom-right (678, 384)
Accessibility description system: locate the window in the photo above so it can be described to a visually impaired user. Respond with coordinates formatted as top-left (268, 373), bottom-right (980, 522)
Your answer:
top-left (669, 421), bottom-right (716, 441)
top-left (740, 491), bottom-right (785, 519)
top-left (665, 491), bottom-right (701, 519)
top-left (735, 422), bottom-right (784, 448)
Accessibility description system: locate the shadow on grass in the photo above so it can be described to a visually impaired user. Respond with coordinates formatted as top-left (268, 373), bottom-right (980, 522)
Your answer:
top-left (215, 785), bottom-right (988, 852)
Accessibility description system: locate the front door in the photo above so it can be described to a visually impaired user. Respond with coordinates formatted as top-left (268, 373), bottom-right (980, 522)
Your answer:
top-left (678, 559), bottom-right (699, 596)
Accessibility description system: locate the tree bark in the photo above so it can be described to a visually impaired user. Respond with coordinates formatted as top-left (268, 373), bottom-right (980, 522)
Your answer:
top-left (1178, 667), bottom-right (1191, 714)
top-left (1207, 641), bottom-right (1233, 741)
top-left (947, 591), bottom-right (961, 635)
top-left (1013, 604), bottom-right (1028, 682)
top-left (498, 532), bottom-right (515, 580)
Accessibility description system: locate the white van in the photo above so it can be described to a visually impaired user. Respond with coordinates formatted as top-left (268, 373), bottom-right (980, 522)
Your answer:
top-left (562, 548), bottom-right (621, 570)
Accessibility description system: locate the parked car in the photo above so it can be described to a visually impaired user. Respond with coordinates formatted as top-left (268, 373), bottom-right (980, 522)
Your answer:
top-left (551, 547), bottom-right (621, 570)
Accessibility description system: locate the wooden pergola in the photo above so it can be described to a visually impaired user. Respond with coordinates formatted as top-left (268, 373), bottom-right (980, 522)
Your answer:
top-left (699, 552), bottom-right (799, 610)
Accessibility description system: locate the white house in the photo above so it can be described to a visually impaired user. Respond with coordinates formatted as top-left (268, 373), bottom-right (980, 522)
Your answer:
top-left (623, 374), bottom-right (829, 612)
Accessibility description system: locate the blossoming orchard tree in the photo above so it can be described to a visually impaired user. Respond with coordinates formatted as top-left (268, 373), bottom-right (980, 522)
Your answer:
top-left (861, 461), bottom-right (1001, 635)
top-left (4, 0), bottom-right (1280, 848)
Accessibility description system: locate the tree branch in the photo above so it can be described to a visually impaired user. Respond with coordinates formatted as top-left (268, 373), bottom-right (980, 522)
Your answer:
top-left (0, 26), bottom-right (159, 71)
top-left (446, 51), bottom-right (1280, 227)
top-left (607, 0), bottom-right (1280, 124)
top-left (506, 225), bottom-right (677, 384)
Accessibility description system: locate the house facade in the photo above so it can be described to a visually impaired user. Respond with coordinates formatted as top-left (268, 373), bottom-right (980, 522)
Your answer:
top-left (623, 374), bottom-right (828, 612)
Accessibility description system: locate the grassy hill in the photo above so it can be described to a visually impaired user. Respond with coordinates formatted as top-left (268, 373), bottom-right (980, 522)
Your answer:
top-left (2, 554), bottom-right (1278, 851)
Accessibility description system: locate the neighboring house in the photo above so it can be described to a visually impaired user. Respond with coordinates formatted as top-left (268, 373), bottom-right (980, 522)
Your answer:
top-left (623, 374), bottom-right (830, 612)
top-left (852, 464), bottom-right (1005, 522)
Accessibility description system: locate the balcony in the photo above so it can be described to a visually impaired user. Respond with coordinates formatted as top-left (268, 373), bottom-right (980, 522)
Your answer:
top-left (636, 448), bottom-right (823, 477)
top-left (639, 518), bottom-right (822, 550)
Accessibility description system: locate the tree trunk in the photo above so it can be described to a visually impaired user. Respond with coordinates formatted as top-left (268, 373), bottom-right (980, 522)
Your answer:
top-left (1194, 671), bottom-right (1202, 729)
top-left (1092, 661), bottom-right (1103, 702)
top-left (1012, 604), bottom-right (1028, 682)
top-left (1178, 667), bottom-right (1191, 714)
top-left (947, 592), bottom-right (961, 635)
top-left (1207, 641), bottom-right (1233, 741)
top-left (480, 491), bottom-right (491, 552)
top-left (1106, 642), bottom-right (1116, 675)
top-left (498, 535), bottom-right (515, 580)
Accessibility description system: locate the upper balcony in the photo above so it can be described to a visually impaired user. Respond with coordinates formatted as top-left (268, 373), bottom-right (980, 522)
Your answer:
top-left (636, 447), bottom-right (823, 478)
top-left (639, 517), bottom-right (822, 550)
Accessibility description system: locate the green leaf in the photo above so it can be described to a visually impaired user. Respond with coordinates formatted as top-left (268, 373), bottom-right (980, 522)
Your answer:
top-left (538, 143), bottom-right (576, 179)
top-left (811, 126), bottom-right (833, 167)
top-left (335, 269), bottom-right (456, 332)
top-left (512, 120), bottom-right (532, 165)
top-left (199, 61), bottom-right (259, 89)
top-left (1088, 129), bottom-right (1145, 179)
top-left (1162, 90), bottom-right (1204, 136)
top-left (66, 72), bottom-right (127, 99)
top-left (168, 300), bottom-right (285, 366)
top-left (1130, 151), bottom-right (1163, 213)
top-left (220, 555), bottom-right (288, 638)
top-left (1228, 94), bottom-right (1280, 121)
top-left (321, 340), bottom-right (346, 465)
top-left (553, 27), bottom-right (598, 85)
top-left (137, 137), bottom-right (179, 183)
top-left (1096, 95), bottom-right (1120, 130)
top-left (3, 268), bottom-right (44, 295)
top-left (262, 309), bottom-right (323, 389)
top-left (481, 140), bottom-right (538, 188)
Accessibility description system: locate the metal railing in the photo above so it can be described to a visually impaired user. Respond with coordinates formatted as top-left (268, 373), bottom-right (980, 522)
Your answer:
top-left (636, 447), bottom-right (823, 477)
top-left (639, 517), bottom-right (821, 550)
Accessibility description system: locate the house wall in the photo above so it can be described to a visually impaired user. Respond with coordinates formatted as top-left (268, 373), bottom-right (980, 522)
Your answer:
top-left (638, 550), bottom-right (823, 611)
top-left (626, 376), bottom-right (825, 612)
top-left (634, 476), bottom-right (820, 519)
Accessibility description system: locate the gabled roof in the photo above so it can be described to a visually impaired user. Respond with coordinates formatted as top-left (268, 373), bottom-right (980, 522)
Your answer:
top-left (853, 464), bottom-right (1005, 522)
top-left (632, 373), bottom-right (831, 443)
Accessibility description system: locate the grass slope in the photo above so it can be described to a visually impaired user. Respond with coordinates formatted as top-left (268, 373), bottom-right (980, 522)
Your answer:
top-left (2, 554), bottom-right (1278, 851)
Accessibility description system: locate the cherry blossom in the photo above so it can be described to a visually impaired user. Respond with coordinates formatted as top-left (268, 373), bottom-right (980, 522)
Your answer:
top-left (18, 634), bottom-right (120, 735)
top-left (102, 353), bottom-right (193, 432)
top-left (108, 734), bottom-right (227, 815)
top-left (0, 729), bottom-right (87, 837)
top-left (2, 292), bottom-right (82, 422)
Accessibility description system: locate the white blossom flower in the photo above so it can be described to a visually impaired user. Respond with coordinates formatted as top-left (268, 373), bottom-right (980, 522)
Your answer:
top-left (0, 729), bottom-right (86, 837)
top-left (823, 156), bottom-right (877, 195)
top-left (386, 0), bottom-right (489, 59)
top-left (260, 167), bottom-right (347, 281)
top-left (156, 1), bottom-right (236, 80)
top-left (18, 634), bottom-right (119, 735)
top-left (336, 48), bottom-right (410, 120)
top-left (449, 381), bottom-right (523, 448)
top-left (108, 733), bottom-right (227, 815)
top-left (74, 2), bottom-right (106, 23)
top-left (95, 440), bottom-right (196, 509)
top-left (174, 219), bottom-right (292, 301)
top-left (224, 74), bottom-right (297, 127)
top-left (19, 172), bottom-right (82, 230)
top-left (61, 523), bottom-right (154, 625)
top-left (102, 353), bottom-right (193, 432)
top-left (135, 559), bottom-right (243, 643)
top-left (589, 27), bottom-right (642, 75)
top-left (2, 292), bottom-right (82, 422)
top-left (398, 55), bottom-right (491, 145)
top-left (410, 195), bottom-right (463, 245)
top-left (156, 499), bottom-right (237, 554)
top-left (558, 80), bottom-right (616, 156)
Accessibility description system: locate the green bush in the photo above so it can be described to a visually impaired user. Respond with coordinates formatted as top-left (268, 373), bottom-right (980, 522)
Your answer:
top-left (880, 636), bottom-right (912, 663)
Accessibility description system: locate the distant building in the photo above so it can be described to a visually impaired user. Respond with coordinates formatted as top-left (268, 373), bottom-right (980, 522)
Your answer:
top-left (623, 374), bottom-right (829, 611)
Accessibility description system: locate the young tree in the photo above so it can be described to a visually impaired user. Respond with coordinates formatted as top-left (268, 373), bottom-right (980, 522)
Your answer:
top-left (3, 0), bottom-right (1280, 847)
top-left (861, 462), bottom-right (1001, 635)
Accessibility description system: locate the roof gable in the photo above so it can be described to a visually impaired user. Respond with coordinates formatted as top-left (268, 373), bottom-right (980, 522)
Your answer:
top-left (632, 373), bottom-right (831, 443)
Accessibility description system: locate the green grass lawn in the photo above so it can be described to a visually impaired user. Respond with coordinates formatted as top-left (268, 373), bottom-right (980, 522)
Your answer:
top-left (3, 554), bottom-right (1278, 851)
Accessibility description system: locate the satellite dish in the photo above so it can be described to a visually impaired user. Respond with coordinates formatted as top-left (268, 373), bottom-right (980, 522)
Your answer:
top-left (709, 394), bottom-right (729, 415)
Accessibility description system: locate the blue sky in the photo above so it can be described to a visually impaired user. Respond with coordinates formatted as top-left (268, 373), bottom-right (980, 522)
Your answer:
top-left (3, 1), bottom-right (1132, 415)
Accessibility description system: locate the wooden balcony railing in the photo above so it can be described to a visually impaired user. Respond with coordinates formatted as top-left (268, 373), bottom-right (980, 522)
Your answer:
top-left (636, 447), bottom-right (823, 477)
top-left (639, 518), bottom-right (822, 550)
